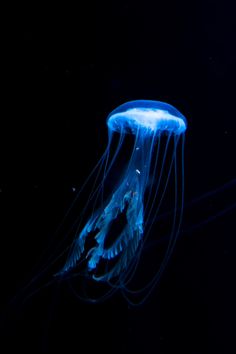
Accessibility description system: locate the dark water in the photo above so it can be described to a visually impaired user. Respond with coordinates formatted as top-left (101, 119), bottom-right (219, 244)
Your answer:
top-left (1, 1), bottom-right (236, 353)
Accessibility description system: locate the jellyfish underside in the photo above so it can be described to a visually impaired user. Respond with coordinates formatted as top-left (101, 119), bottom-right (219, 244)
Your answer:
top-left (59, 100), bottom-right (187, 302)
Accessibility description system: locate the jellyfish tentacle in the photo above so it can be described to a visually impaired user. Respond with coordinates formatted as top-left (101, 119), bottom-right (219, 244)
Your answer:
top-left (144, 132), bottom-right (172, 226)
top-left (60, 125), bottom-right (165, 280)
top-left (145, 133), bottom-right (161, 210)
top-left (91, 184), bottom-right (144, 281)
top-left (62, 129), bottom-right (125, 268)
top-left (120, 134), bottom-right (185, 304)
top-left (60, 172), bottom-right (145, 279)
top-left (80, 126), bottom-right (125, 222)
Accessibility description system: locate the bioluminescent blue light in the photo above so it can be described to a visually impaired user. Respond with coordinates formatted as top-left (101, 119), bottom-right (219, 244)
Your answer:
top-left (59, 100), bottom-right (187, 304)
top-left (107, 101), bottom-right (186, 134)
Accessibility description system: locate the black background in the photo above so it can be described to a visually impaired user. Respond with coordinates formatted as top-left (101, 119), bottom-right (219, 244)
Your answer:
top-left (1, 1), bottom-right (236, 353)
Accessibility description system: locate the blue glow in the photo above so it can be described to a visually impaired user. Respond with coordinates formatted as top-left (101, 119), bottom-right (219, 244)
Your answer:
top-left (107, 100), bottom-right (187, 135)
top-left (59, 100), bottom-right (187, 304)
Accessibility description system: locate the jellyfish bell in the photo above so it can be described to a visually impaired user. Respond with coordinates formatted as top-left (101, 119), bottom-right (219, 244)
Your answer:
top-left (56, 100), bottom-right (187, 304)
top-left (107, 100), bottom-right (187, 135)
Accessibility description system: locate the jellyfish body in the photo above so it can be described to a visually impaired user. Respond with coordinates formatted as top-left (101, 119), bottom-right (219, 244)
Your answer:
top-left (59, 100), bottom-right (187, 300)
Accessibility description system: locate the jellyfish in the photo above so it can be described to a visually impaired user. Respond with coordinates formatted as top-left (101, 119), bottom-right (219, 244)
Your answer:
top-left (55, 100), bottom-right (187, 302)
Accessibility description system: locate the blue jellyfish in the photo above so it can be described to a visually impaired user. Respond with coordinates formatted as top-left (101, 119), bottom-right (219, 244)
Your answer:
top-left (58, 100), bottom-right (187, 303)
